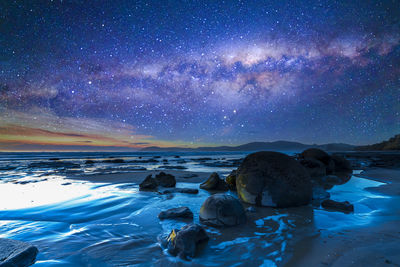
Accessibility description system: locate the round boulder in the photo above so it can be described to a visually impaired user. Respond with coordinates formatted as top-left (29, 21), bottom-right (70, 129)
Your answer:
top-left (155, 172), bottom-right (176, 187)
top-left (199, 193), bottom-right (246, 227)
top-left (236, 151), bottom-right (312, 208)
top-left (300, 148), bottom-right (335, 174)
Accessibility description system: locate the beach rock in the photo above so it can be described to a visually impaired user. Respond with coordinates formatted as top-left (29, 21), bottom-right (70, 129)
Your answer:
top-left (158, 207), bottom-right (193, 220)
top-left (299, 158), bottom-right (326, 179)
top-left (160, 188), bottom-right (199, 194)
top-left (103, 158), bottom-right (124, 163)
top-left (321, 199), bottom-right (354, 213)
top-left (85, 160), bottom-right (95, 164)
top-left (237, 151), bottom-right (312, 208)
top-left (199, 193), bottom-right (246, 227)
top-left (155, 172), bottom-right (176, 187)
top-left (162, 224), bottom-right (209, 260)
top-left (225, 170), bottom-right (237, 190)
top-left (139, 175), bottom-right (158, 190)
top-left (300, 148), bottom-right (335, 174)
top-left (200, 172), bottom-right (228, 191)
top-left (331, 155), bottom-right (352, 172)
top-left (0, 238), bottom-right (38, 267)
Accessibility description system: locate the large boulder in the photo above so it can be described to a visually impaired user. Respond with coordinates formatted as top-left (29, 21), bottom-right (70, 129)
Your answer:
top-left (0, 238), bottom-right (38, 267)
top-left (300, 148), bottom-right (335, 174)
top-left (161, 224), bottom-right (209, 260)
top-left (225, 170), bottom-right (237, 190)
top-left (199, 172), bottom-right (228, 191)
top-left (299, 158), bottom-right (326, 179)
top-left (331, 155), bottom-right (352, 173)
top-left (158, 207), bottom-right (193, 220)
top-left (199, 194), bottom-right (246, 227)
top-left (236, 151), bottom-right (312, 208)
top-left (155, 172), bottom-right (176, 187)
top-left (139, 175), bottom-right (158, 191)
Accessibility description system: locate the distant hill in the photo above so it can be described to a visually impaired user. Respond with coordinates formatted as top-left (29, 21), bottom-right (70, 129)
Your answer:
top-left (140, 141), bottom-right (355, 152)
top-left (357, 134), bottom-right (400, 151)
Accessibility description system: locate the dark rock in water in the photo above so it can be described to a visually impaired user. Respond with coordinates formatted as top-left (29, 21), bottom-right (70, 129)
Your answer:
top-left (321, 199), bottom-right (354, 213)
top-left (158, 207), bottom-right (193, 220)
top-left (159, 165), bottom-right (187, 170)
top-left (200, 172), bottom-right (228, 191)
top-left (300, 148), bottom-right (335, 174)
top-left (225, 170), bottom-right (237, 190)
top-left (161, 224), bottom-right (209, 260)
top-left (199, 193), bottom-right (246, 227)
top-left (155, 172), bottom-right (176, 187)
top-left (153, 156), bottom-right (161, 159)
top-left (139, 175), bottom-right (158, 190)
top-left (174, 155), bottom-right (180, 158)
top-left (246, 206), bottom-right (257, 213)
top-left (61, 182), bottom-right (72, 186)
top-left (49, 158), bottom-right (60, 161)
top-left (0, 238), bottom-right (38, 267)
top-left (299, 158), bottom-right (326, 179)
top-left (160, 188), bottom-right (198, 194)
top-left (331, 155), bottom-right (352, 172)
top-left (182, 173), bottom-right (198, 179)
top-left (85, 159), bottom-right (95, 164)
top-left (28, 161), bottom-right (80, 169)
top-left (312, 186), bottom-right (330, 200)
top-left (130, 159), bottom-right (158, 164)
top-left (103, 158), bottom-right (125, 163)
top-left (237, 151), bottom-right (312, 208)
top-left (162, 159), bottom-right (168, 162)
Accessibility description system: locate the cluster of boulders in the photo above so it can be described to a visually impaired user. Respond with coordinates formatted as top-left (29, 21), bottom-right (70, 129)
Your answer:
top-left (141, 149), bottom-right (355, 260)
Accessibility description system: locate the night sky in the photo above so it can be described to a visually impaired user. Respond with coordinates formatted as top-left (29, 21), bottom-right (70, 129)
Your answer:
top-left (1, 0), bottom-right (400, 151)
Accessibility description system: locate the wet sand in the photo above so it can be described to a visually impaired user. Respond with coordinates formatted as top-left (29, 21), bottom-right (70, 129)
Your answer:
top-left (287, 167), bottom-right (400, 267)
top-left (68, 167), bottom-right (400, 266)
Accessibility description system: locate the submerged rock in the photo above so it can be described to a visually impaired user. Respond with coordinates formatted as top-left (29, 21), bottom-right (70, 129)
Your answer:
top-left (199, 172), bottom-right (228, 191)
top-left (155, 172), bottom-right (176, 187)
top-left (199, 193), bottom-right (246, 227)
top-left (0, 238), bottom-right (38, 267)
top-left (102, 158), bottom-right (125, 163)
top-left (312, 186), bottom-right (330, 200)
top-left (161, 224), bottom-right (209, 260)
top-left (158, 207), bottom-right (193, 220)
top-left (225, 170), bottom-right (237, 190)
top-left (236, 151), bottom-right (312, 208)
top-left (160, 188), bottom-right (199, 194)
top-left (139, 175), bottom-right (158, 190)
top-left (321, 199), bottom-right (354, 213)
top-left (85, 160), bottom-right (95, 164)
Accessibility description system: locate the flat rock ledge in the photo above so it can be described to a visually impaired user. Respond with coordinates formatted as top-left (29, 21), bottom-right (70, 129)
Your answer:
top-left (0, 238), bottom-right (38, 267)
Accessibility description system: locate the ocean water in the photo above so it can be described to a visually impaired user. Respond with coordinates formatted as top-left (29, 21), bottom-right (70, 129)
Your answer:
top-left (0, 152), bottom-right (392, 266)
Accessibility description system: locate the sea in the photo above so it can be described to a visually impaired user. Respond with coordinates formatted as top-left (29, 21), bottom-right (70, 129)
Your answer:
top-left (0, 151), bottom-right (390, 266)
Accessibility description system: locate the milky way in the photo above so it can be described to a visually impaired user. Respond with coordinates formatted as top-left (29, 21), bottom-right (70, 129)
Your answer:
top-left (1, 0), bottom-right (400, 150)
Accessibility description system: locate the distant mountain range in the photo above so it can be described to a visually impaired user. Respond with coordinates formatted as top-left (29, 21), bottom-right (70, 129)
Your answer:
top-left (356, 134), bottom-right (400, 151)
top-left (141, 141), bottom-right (356, 152)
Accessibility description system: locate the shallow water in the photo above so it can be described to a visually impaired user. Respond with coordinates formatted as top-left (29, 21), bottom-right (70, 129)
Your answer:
top-left (0, 152), bottom-right (395, 266)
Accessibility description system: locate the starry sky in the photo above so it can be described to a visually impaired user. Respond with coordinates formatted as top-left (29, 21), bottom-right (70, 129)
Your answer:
top-left (1, 0), bottom-right (400, 151)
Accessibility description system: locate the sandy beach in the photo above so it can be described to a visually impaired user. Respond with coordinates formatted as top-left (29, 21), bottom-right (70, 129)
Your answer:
top-left (68, 166), bottom-right (400, 267)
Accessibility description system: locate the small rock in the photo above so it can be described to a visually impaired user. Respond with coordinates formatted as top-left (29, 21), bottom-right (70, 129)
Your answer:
top-left (155, 172), bottom-right (176, 187)
top-left (0, 238), bottom-right (38, 267)
top-left (85, 160), bottom-right (95, 164)
top-left (139, 175), bottom-right (158, 191)
top-left (158, 207), bottom-right (193, 220)
top-left (321, 199), bottom-right (354, 213)
top-left (200, 172), bottom-right (228, 191)
top-left (160, 188), bottom-right (198, 194)
top-left (161, 224), bottom-right (209, 260)
top-left (200, 193), bottom-right (246, 227)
